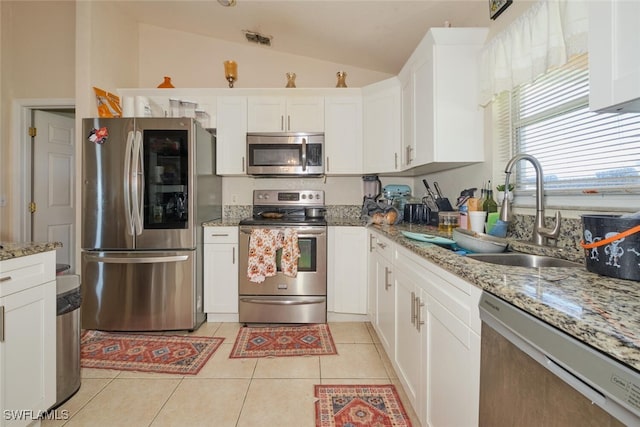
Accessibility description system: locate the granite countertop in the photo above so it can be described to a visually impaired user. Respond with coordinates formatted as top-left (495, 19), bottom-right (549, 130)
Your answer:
top-left (372, 223), bottom-right (640, 374)
top-left (0, 241), bottom-right (62, 261)
top-left (201, 217), bottom-right (368, 227)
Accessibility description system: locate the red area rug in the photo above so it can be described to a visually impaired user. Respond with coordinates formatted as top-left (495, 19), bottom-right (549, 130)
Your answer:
top-left (315, 384), bottom-right (413, 427)
top-left (229, 324), bottom-right (337, 358)
top-left (81, 330), bottom-right (224, 375)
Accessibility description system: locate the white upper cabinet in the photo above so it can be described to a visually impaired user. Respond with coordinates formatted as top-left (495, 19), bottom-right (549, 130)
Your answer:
top-left (589, 0), bottom-right (640, 112)
top-left (324, 95), bottom-right (363, 175)
top-left (399, 28), bottom-right (488, 174)
top-left (362, 77), bottom-right (402, 174)
top-left (247, 96), bottom-right (324, 132)
top-left (216, 96), bottom-right (247, 175)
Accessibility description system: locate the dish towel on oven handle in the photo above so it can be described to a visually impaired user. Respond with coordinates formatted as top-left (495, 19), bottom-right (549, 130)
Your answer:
top-left (247, 229), bottom-right (300, 283)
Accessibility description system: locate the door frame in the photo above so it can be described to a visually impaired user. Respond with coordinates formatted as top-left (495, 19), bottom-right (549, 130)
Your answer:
top-left (11, 98), bottom-right (76, 241)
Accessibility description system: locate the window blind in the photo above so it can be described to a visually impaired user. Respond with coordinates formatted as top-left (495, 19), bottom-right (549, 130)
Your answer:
top-left (495, 54), bottom-right (640, 194)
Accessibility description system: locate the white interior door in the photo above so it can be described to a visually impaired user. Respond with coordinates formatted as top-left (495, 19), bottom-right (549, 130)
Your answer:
top-left (32, 110), bottom-right (76, 272)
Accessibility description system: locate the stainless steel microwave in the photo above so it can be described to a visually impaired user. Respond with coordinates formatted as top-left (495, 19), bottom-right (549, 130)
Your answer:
top-left (247, 132), bottom-right (324, 176)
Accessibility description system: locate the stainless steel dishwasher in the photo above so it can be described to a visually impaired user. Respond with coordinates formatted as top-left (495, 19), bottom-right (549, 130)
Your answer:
top-left (479, 292), bottom-right (640, 426)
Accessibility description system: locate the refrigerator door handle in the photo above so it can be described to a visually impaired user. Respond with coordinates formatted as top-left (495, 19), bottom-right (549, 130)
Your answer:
top-left (123, 130), bottom-right (135, 236)
top-left (84, 254), bottom-right (189, 264)
top-left (131, 130), bottom-right (143, 235)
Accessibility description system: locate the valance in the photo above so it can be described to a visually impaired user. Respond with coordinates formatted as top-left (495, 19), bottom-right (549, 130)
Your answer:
top-left (478, 0), bottom-right (588, 105)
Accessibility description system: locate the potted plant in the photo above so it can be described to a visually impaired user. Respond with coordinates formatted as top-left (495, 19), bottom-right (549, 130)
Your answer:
top-left (496, 184), bottom-right (514, 203)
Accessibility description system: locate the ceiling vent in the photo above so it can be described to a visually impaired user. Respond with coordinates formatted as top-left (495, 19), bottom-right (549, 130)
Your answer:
top-left (243, 30), bottom-right (272, 46)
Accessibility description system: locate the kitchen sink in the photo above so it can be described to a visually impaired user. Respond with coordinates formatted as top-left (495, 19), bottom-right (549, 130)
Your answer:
top-left (466, 252), bottom-right (583, 268)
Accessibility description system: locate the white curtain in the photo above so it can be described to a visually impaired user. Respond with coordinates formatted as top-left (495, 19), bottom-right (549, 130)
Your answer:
top-left (479, 0), bottom-right (588, 106)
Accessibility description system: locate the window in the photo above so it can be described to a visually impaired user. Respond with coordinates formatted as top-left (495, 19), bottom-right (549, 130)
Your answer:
top-left (494, 54), bottom-right (640, 199)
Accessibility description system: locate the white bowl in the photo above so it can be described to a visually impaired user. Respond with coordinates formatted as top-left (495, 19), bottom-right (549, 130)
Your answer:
top-left (452, 228), bottom-right (508, 253)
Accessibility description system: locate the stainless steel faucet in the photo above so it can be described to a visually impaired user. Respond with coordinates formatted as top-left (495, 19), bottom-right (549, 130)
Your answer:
top-left (499, 154), bottom-right (561, 246)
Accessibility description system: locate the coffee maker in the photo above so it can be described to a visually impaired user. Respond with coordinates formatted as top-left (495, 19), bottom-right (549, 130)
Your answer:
top-left (361, 175), bottom-right (382, 218)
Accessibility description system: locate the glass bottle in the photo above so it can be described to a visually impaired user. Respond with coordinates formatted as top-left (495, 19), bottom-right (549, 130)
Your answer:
top-left (483, 188), bottom-right (498, 213)
top-left (157, 76), bottom-right (174, 88)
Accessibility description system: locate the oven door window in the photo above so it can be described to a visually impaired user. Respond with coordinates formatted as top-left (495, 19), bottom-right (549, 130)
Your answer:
top-left (275, 237), bottom-right (316, 272)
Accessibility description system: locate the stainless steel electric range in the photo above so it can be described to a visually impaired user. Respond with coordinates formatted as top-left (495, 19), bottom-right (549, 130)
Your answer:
top-left (238, 190), bottom-right (327, 324)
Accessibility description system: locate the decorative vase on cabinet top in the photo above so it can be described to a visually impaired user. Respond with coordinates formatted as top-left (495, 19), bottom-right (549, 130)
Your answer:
top-left (157, 76), bottom-right (175, 88)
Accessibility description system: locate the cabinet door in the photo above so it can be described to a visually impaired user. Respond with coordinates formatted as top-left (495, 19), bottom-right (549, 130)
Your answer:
top-left (394, 270), bottom-right (423, 413)
top-left (426, 296), bottom-right (480, 427)
top-left (0, 282), bottom-right (56, 422)
top-left (400, 74), bottom-right (415, 169)
top-left (247, 97), bottom-right (286, 132)
top-left (216, 96), bottom-right (247, 175)
top-left (589, 0), bottom-right (640, 112)
top-left (328, 227), bottom-right (367, 314)
top-left (203, 227), bottom-right (239, 314)
top-left (286, 97), bottom-right (324, 132)
top-left (363, 77), bottom-right (402, 173)
top-left (375, 251), bottom-right (395, 354)
top-left (324, 96), bottom-right (363, 174)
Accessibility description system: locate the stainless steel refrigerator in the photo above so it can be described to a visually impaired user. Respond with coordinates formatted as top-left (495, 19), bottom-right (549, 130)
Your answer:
top-left (81, 118), bottom-right (221, 331)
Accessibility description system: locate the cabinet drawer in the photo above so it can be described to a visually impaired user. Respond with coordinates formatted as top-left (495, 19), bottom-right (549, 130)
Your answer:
top-left (204, 227), bottom-right (238, 244)
top-left (372, 232), bottom-right (395, 262)
top-left (0, 251), bottom-right (56, 297)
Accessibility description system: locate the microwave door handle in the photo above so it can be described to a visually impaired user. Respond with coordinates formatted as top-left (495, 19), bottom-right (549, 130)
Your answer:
top-left (123, 130), bottom-right (135, 236)
top-left (301, 137), bottom-right (307, 171)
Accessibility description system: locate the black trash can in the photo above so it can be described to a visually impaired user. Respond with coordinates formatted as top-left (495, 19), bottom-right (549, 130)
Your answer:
top-left (51, 274), bottom-right (82, 409)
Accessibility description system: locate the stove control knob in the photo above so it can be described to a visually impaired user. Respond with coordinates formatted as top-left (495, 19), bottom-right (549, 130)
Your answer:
top-left (315, 193), bottom-right (320, 199)
top-left (301, 194), bottom-right (307, 199)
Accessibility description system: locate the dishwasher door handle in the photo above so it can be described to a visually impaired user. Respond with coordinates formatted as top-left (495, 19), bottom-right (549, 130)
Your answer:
top-left (240, 297), bottom-right (325, 306)
top-left (545, 357), bottom-right (606, 406)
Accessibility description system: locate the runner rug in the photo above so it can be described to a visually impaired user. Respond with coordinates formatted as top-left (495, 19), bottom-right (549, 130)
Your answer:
top-left (81, 330), bottom-right (224, 375)
top-left (229, 324), bottom-right (337, 358)
top-left (315, 384), bottom-right (413, 427)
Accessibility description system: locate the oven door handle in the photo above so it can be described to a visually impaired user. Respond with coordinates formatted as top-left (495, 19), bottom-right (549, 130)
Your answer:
top-left (240, 229), bottom-right (326, 236)
top-left (239, 297), bottom-right (325, 306)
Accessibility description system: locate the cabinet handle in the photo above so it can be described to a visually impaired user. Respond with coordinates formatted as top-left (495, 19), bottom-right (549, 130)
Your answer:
top-left (410, 291), bottom-right (416, 326)
top-left (326, 157), bottom-right (330, 172)
top-left (0, 306), bottom-right (4, 342)
top-left (281, 115), bottom-right (284, 131)
top-left (242, 156), bottom-right (245, 172)
top-left (406, 145), bottom-right (413, 165)
top-left (369, 234), bottom-right (375, 252)
top-left (384, 266), bottom-right (392, 290)
top-left (210, 233), bottom-right (229, 237)
top-left (232, 247), bottom-right (236, 265)
top-left (416, 297), bottom-right (425, 331)
top-left (394, 153), bottom-right (398, 169)
top-left (0, 276), bottom-right (11, 283)
top-left (287, 115), bottom-right (291, 131)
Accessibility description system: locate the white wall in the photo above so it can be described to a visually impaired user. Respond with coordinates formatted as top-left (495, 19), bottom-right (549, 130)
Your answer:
top-left (0, 0), bottom-right (76, 240)
top-left (137, 24), bottom-right (392, 89)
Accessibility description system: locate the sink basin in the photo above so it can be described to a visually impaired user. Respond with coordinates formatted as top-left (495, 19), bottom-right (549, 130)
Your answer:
top-left (466, 253), bottom-right (583, 268)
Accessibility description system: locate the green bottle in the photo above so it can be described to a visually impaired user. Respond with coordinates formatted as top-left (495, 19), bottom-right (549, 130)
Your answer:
top-left (483, 180), bottom-right (498, 213)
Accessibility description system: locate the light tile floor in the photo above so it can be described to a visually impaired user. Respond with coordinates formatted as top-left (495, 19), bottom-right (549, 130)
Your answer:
top-left (43, 322), bottom-right (419, 427)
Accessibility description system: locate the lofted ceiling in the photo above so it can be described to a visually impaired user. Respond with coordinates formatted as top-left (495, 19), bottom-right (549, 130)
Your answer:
top-left (117, 1), bottom-right (492, 74)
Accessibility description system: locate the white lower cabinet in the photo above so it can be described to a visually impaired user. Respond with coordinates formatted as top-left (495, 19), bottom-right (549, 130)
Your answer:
top-left (370, 232), bottom-right (396, 354)
top-left (0, 251), bottom-right (56, 427)
top-left (328, 227), bottom-right (367, 315)
top-left (203, 227), bottom-right (239, 320)
top-left (368, 230), bottom-right (482, 426)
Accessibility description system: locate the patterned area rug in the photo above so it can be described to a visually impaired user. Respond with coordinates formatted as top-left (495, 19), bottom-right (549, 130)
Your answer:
top-left (315, 384), bottom-right (413, 427)
top-left (229, 324), bottom-right (337, 358)
top-left (81, 330), bottom-right (224, 375)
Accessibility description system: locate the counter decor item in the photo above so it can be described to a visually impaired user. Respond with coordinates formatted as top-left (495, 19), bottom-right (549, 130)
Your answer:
top-left (336, 71), bottom-right (347, 88)
top-left (157, 76), bottom-right (174, 88)
top-left (224, 60), bottom-right (238, 88)
top-left (469, 211), bottom-right (487, 234)
top-left (285, 72), bottom-right (296, 88)
top-left (453, 228), bottom-right (508, 253)
top-left (581, 214), bottom-right (640, 281)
